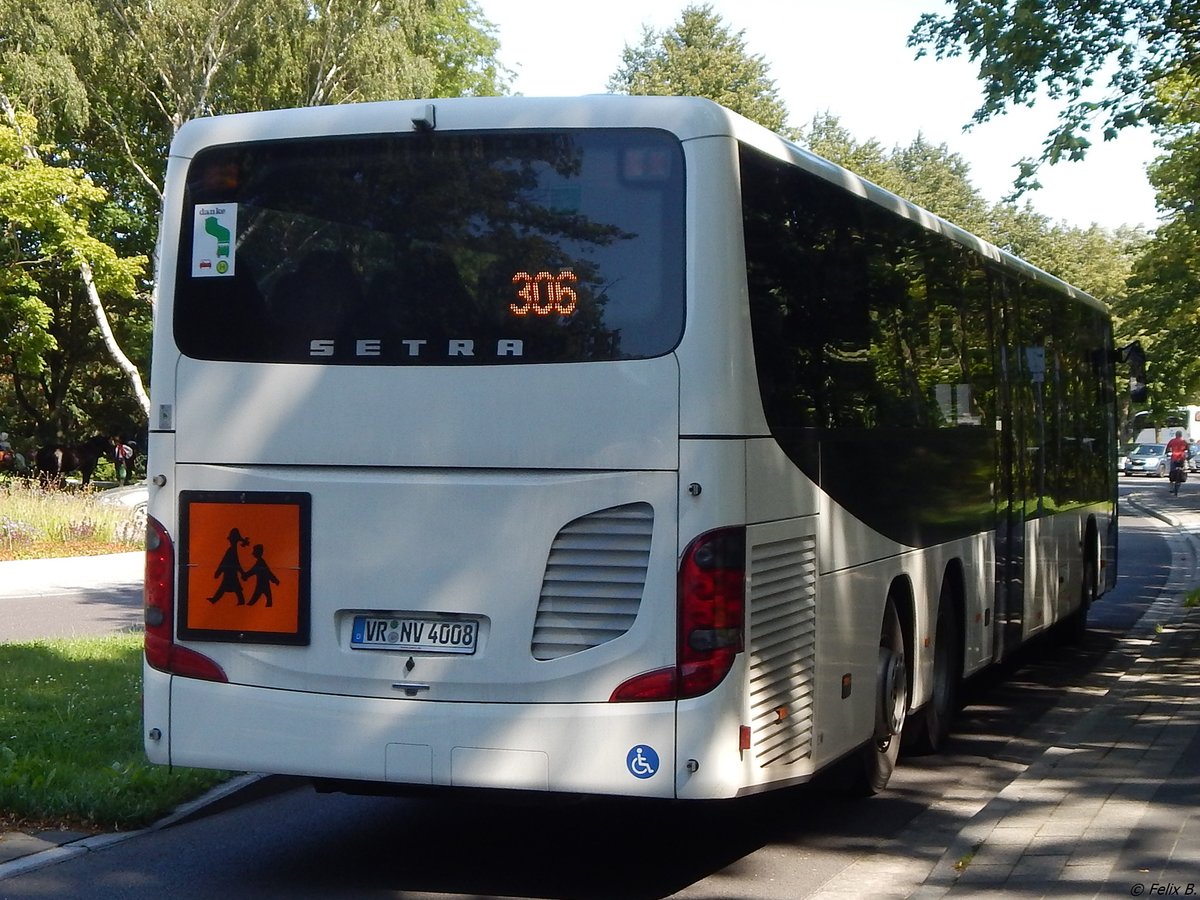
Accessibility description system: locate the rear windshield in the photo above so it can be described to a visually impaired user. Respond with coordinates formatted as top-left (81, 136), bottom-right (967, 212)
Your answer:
top-left (172, 129), bottom-right (685, 365)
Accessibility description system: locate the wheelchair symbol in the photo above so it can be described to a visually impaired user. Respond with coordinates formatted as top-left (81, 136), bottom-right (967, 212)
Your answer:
top-left (626, 744), bottom-right (659, 779)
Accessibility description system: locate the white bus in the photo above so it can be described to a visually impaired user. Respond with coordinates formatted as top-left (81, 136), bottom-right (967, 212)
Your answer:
top-left (143, 96), bottom-right (1118, 799)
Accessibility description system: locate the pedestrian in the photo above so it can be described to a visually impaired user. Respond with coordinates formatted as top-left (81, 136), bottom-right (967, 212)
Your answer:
top-left (110, 436), bottom-right (135, 485)
top-left (0, 431), bottom-right (26, 470)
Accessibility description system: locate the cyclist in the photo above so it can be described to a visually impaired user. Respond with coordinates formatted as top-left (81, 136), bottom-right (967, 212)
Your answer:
top-left (1166, 429), bottom-right (1190, 493)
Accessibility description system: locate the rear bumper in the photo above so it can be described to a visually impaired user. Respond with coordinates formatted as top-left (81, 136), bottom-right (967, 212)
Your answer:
top-left (145, 668), bottom-right (683, 798)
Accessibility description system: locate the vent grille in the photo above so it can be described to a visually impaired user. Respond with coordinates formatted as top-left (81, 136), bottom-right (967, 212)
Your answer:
top-left (531, 503), bottom-right (654, 660)
top-left (748, 533), bottom-right (817, 768)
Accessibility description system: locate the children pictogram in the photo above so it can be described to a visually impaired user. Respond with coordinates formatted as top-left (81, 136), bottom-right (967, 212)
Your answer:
top-left (179, 491), bottom-right (310, 645)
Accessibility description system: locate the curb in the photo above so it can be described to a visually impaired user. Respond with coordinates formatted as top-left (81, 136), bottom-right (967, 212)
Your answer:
top-left (1125, 495), bottom-right (1184, 529)
top-left (0, 773), bottom-right (287, 882)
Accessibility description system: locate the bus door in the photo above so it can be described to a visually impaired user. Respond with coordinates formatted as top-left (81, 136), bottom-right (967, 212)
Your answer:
top-left (994, 296), bottom-right (1029, 659)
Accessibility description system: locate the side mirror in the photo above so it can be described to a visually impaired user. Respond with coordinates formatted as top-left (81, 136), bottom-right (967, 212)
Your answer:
top-left (1121, 342), bottom-right (1148, 403)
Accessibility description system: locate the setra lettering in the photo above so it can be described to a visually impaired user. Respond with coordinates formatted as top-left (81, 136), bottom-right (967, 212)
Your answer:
top-left (307, 339), bottom-right (524, 359)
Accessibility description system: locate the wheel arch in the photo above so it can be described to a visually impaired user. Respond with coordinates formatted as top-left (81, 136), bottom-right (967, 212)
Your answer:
top-left (940, 558), bottom-right (968, 644)
top-left (885, 574), bottom-right (916, 697)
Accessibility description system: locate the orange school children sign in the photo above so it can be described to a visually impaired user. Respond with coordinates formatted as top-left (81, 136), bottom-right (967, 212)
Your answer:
top-left (178, 491), bottom-right (311, 645)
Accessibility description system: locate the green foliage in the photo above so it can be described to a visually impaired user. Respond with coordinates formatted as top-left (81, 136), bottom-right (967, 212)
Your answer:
top-left (607, 4), bottom-right (790, 134)
top-left (0, 103), bottom-right (148, 440)
top-left (800, 113), bottom-right (892, 184)
top-left (425, 0), bottom-right (512, 98)
top-left (0, 634), bottom-right (228, 829)
top-left (1, 0), bottom-right (512, 213)
top-left (0, 0), bottom-right (508, 443)
top-left (1113, 70), bottom-right (1200, 408)
top-left (907, 0), bottom-right (1182, 186)
top-left (0, 0), bottom-right (99, 135)
top-left (879, 135), bottom-right (992, 237)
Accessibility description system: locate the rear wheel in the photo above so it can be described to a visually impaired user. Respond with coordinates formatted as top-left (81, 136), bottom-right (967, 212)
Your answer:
top-left (853, 597), bottom-right (907, 795)
top-left (904, 586), bottom-right (961, 755)
top-left (1060, 527), bottom-right (1098, 645)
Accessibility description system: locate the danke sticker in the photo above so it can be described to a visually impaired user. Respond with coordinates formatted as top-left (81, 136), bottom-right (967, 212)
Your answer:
top-left (192, 204), bottom-right (238, 277)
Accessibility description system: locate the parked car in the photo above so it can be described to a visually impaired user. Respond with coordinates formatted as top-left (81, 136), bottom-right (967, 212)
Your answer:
top-left (1123, 444), bottom-right (1169, 477)
top-left (97, 480), bottom-right (148, 536)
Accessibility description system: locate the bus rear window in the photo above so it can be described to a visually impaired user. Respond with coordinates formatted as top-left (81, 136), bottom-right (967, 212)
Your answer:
top-left (173, 129), bottom-right (685, 364)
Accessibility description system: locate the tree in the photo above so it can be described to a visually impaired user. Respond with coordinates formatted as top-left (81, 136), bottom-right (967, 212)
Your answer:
top-left (0, 0), bottom-right (508, 439)
top-left (799, 113), bottom-right (892, 184)
top-left (1120, 97), bottom-right (1200, 409)
top-left (424, 0), bottom-right (510, 99)
top-left (908, 3), bottom-right (1199, 421)
top-left (907, 0), bottom-right (1191, 188)
top-left (607, 4), bottom-right (791, 135)
top-left (879, 135), bottom-right (992, 237)
top-left (0, 100), bottom-right (146, 440)
top-left (13, 0), bottom-right (506, 214)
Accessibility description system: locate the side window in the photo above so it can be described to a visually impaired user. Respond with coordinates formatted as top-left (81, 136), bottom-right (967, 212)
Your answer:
top-left (740, 144), bottom-right (996, 545)
top-left (741, 147), bottom-right (992, 436)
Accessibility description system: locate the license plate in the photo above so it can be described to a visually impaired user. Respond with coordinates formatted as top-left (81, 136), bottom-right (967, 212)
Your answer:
top-left (351, 615), bottom-right (478, 654)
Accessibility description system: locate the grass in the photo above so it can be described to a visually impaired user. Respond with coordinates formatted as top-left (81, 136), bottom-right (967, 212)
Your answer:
top-left (0, 480), bottom-right (230, 833)
top-left (0, 634), bottom-right (229, 832)
top-left (0, 478), bottom-right (142, 561)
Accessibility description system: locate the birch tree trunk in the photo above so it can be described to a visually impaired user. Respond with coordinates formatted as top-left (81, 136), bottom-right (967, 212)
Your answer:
top-left (78, 256), bottom-right (151, 415)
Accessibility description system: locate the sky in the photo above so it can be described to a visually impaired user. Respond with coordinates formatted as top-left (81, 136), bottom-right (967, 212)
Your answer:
top-left (478, 0), bottom-right (1161, 232)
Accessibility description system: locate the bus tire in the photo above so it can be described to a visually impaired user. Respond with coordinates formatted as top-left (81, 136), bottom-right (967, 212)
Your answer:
top-left (1060, 524), bottom-right (1098, 645)
top-left (853, 596), bottom-right (907, 795)
top-left (903, 585), bottom-right (961, 756)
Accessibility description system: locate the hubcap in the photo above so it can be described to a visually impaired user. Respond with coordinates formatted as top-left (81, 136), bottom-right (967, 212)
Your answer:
top-left (876, 646), bottom-right (907, 739)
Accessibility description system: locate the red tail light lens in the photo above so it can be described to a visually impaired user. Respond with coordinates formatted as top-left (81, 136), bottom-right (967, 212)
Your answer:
top-left (609, 526), bottom-right (745, 702)
top-left (144, 515), bottom-right (227, 683)
top-left (677, 527), bottom-right (745, 698)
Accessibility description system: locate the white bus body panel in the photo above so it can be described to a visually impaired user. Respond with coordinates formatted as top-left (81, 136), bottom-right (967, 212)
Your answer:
top-left (161, 462), bottom-right (679, 702)
top-left (159, 676), bottom-right (680, 797)
top-left (173, 357), bottom-right (680, 471)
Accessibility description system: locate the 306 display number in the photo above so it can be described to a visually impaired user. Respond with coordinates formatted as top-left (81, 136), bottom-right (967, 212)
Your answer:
top-left (510, 270), bottom-right (578, 317)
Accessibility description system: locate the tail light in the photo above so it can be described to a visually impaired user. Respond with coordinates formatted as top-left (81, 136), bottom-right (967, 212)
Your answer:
top-left (144, 515), bottom-right (227, 682)
top-left (610, 527), bottom-right (746, 701)
top-left (676, 527), bottom-right (746, 697)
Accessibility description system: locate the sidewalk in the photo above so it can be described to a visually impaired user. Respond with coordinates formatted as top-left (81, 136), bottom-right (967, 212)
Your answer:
top-left (1, 495), bottom-right (1198, 894)
top-left (0, 551), bottom-right (142, 600)
top-left (916, 493), bottom-right (1200, 898)
top-left (804, 484), bottom-right (1200, 900)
